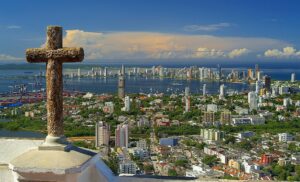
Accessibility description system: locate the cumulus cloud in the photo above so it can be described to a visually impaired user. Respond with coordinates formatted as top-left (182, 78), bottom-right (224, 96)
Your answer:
top-left (184, 23), bottom-right (231, 32)
top-left (228, 48), bottom-right (250, 58)
top-left (190, 47), bottom-right (250, 59)
top-left (192, 47), bottom-right (225, 58)
top-left (63, 29), bottom-right (289, 60)
top-left (264, 46), bottom-right (300, 58)
top-left (0, 54), bottom-right (23, 61)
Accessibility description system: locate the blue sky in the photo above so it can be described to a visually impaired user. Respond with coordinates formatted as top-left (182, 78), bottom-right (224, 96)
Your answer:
top-left (1, 0), bottom-right (300, 63)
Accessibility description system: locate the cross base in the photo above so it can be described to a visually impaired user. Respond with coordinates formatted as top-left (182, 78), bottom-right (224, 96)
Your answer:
top-left (38, 135), bottom-right (72, 151)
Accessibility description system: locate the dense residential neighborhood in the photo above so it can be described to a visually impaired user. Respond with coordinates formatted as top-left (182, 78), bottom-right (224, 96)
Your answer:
top-left (1, 65), bottom-right (300, 181)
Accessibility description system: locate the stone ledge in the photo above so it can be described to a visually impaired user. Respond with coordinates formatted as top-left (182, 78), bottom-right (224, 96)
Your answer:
top-left (9, 146), bottom-right (96, 175)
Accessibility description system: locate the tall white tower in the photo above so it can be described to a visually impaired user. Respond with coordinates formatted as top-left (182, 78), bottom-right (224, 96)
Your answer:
top-left (103, 67), bottom-right (107, 77)
top-left (115, 124), bottom-right (128, 148)
top-left (255, 81), bottom-right (261, 94)
top-left (77, 68), bottom-right (81, 78)
top-left (291, 73), bottom-right (296, 83)
top-left (124, 96), bottom-right (130, 112)
top-left (95, 121), bottom-right (110, 147)
top-left (219, 84), bottom-right (225, 100)
top-left (118, 65), bottom-right (125, 99)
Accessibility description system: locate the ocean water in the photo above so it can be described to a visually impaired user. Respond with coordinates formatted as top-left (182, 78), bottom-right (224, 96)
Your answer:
top-left (0, 63), bottom-right (298, 95)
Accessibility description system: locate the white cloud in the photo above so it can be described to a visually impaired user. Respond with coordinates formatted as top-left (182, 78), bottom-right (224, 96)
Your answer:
top-left (190, 47), bottom-right (250, 59)
top-left (264, 46), bottom-right (300, 58)
top-left (184, 23), bottom-right (231, 32)
top-left (63, 30), bottom-right (289, 60)
top-left (192, 47), bottom-right (225, 58)
top-left (6, 25), bottom-right (21, 29)
top-left (0, 54), bottom-right (23, 61)
top-left (228, 48), bottom-right (250, 58)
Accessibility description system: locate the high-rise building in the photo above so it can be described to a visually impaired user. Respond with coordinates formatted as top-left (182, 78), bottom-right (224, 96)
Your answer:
top-left (219, 84), bottom-right (225, 100)
top-left (152, 66), bottom-right (156, 76)
top-left (247, 69), bottom-right (253, 79)
top-left (95, 121), bottom-right (110, 147)
top-left (264, 75), bottom-right (271, 92)
top-left (77, 68), bottom-right (81, 78)
top-left (217, 64), bottom-right (222, 80)
top-left (255, 81), bottom-right (261, 94)
top-left (103, 67), bottom-right (107, 77)
top-left (133, 67), bottom-right (136, 75)
top-left (187, 67), bottom-right (192, 80)
top-left (118, 65), bottom-right (125, 99)
top-left (272, 86), bottom-right (278, 97)
top-left (159, 66), bottom-right (164, 77)
top-left (291, 72), bottom-right (296, 83)
top-left (220, 111), bottom-right (231, 125)
top-left (202, 111), bottom-right (215, 123)
top-left (115, 124), bottom-right (129, 148)
top-left (185, 87), bottom-right (190, 97)
top-left (185, 96), bottom-right (190, 112)
top-left (255, 64), bottom-right (259, 78)
top-left (203, 84), bottom-right (206, 96)
top-left (242, 71), bottom-right (246, 80)
top-left (124, 96), bottom-right (130, 112)
top-left (199, 67), bottom-right (209, 80)
top-left (184, 87), bottom-right (190, 112)
top-left (257, 71), bottom-right (262, 81)
top-left (248, 91), bottom-right (258, 111)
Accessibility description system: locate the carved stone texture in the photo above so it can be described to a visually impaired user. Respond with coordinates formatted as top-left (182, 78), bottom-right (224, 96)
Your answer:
top-left (26, 26), bottom-right (84, 137)
top-left (26, 48), bottom-right (84, 63)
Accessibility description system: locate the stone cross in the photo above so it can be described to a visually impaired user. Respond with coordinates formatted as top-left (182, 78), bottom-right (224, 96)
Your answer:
top-left (26, 26), bottom-right (84, 146)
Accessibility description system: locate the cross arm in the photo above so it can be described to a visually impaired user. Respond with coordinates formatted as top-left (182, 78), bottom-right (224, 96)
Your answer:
top-left (26, 47), bottom-right (84, 63)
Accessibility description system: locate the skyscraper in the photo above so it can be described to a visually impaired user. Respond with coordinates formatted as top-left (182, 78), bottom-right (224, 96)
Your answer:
top-left (124, 96), bottom-right (130, 112)
top-left (203, 84), bottom-right (206, 96)
top-left (248, 91), bottom-right (258, 111)
top-left (77, 68), bottom-right (81, 78)
top-left (255, 64), bottom-right (259, 79)
top-left (264, 75), bottom-right (271, 92)
top-left (118, 65), bottom-right (125, 99)
top-left (255, 81), bottom-right (261, 94)
top-left (291, 72), bottom-right (296, 82)
top-left (257, 71), bottom-right (262, 81)
top-left (103, 67), bottom-right (107, 77)
top-left (248, 69), bottom-right (253, 79)
top-left (95, 121), bottom-right (110, 147)
top-left (152, 66), bottom-right (156, 76)
top-left (159, 66), bottom-right (164, 77)
top-left (184, 87), bottom-right (190, 112)
top-left (185, 96), bottom-right (191, 112)
top-left (199, 67), bottom-right (205, 80)
top-left (187, 67), bottom-right (192, 80)
top-left (219, 84), bottom-right (225, 100)
top-left (185, 87), bottom-right (190, 97)
top-left (115, 124), bottom-right (128, 148)
top-left (217, 64), bottom-right (222, 80)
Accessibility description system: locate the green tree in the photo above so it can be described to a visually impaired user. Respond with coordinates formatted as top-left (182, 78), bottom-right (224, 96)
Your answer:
top-left (168, 169), bottom-right (178, 176)
top-left (202, 155), bottom-right (219, 167)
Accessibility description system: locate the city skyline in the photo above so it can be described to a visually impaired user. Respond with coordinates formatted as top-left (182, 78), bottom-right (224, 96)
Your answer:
top-left (1, 2), bottom-right (300, 181)
top-left (1, 0), bottom-right (300, 63)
